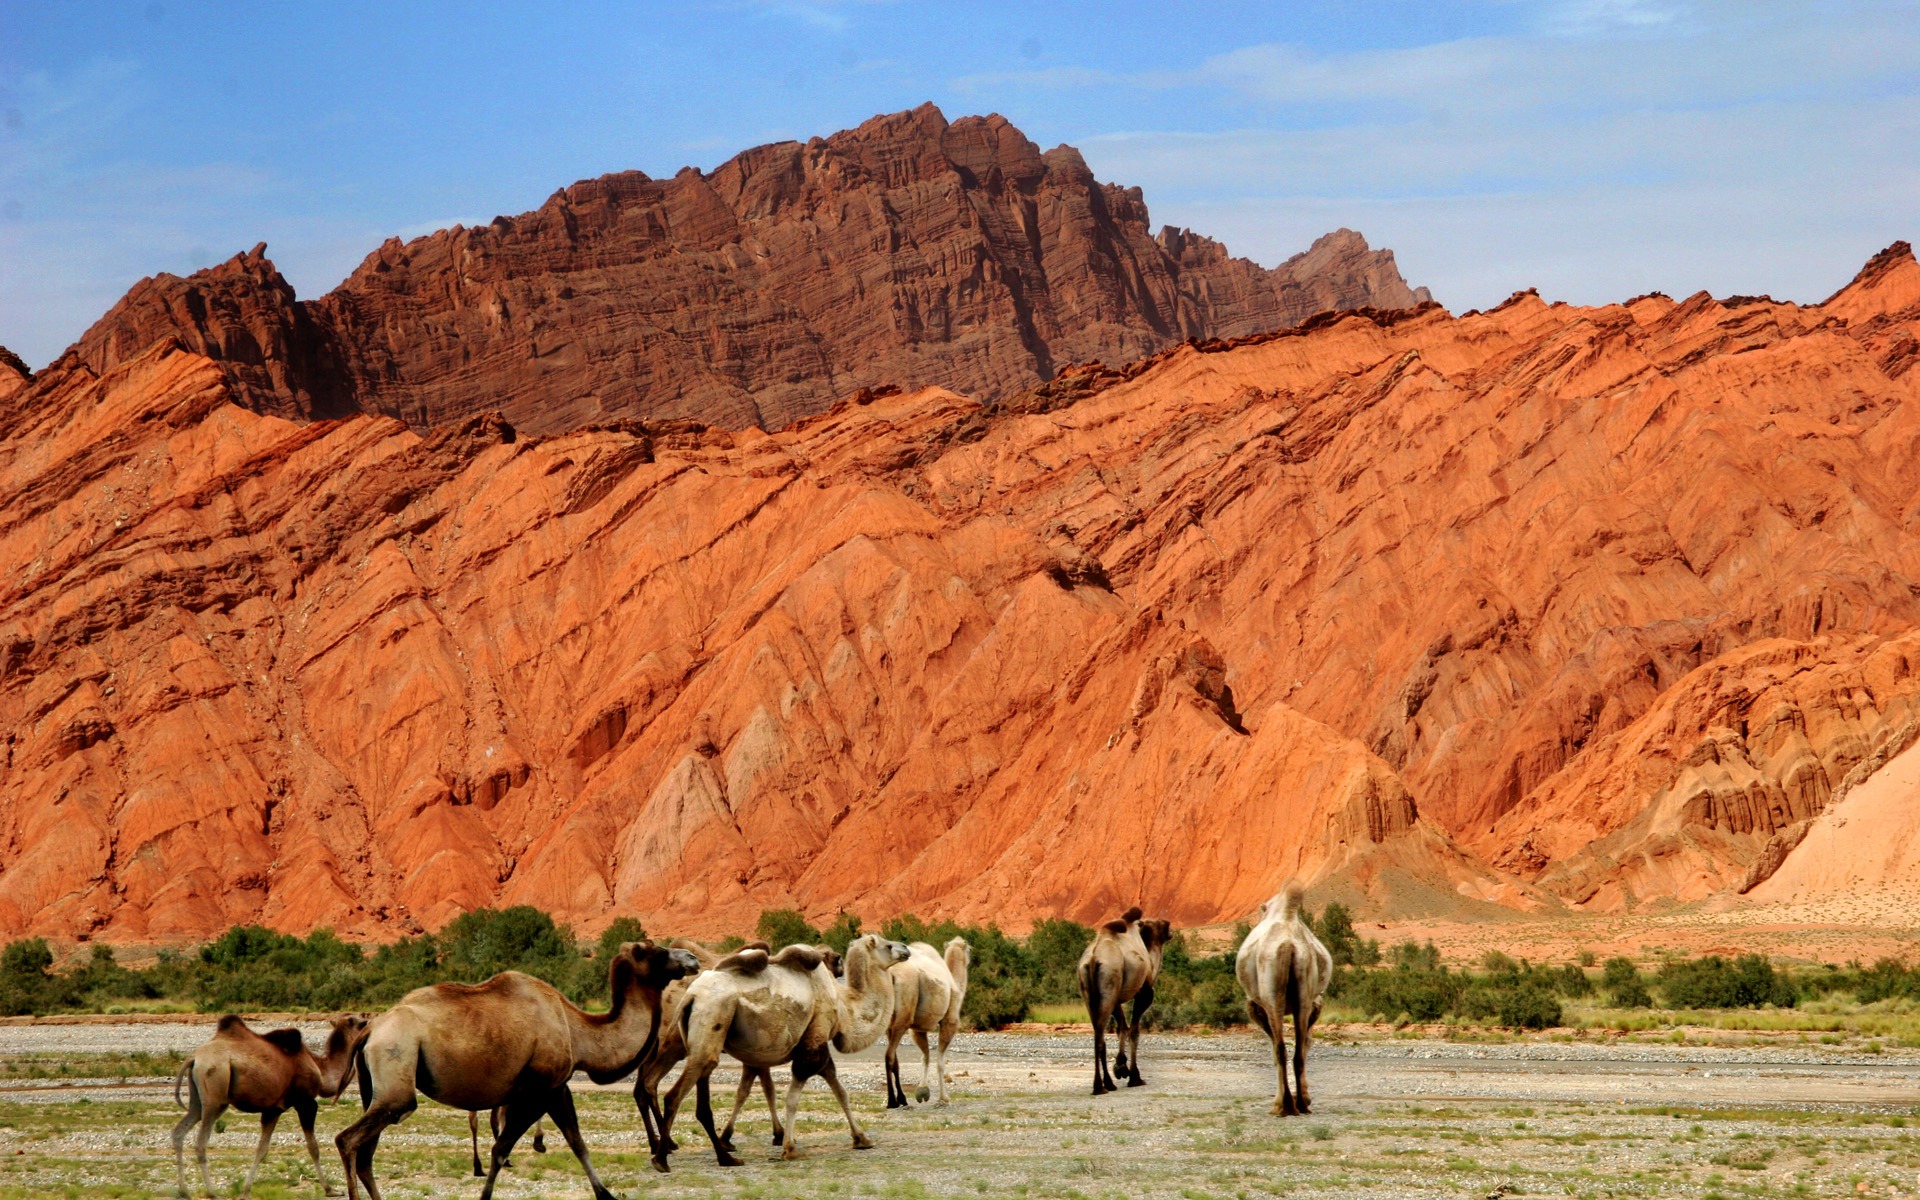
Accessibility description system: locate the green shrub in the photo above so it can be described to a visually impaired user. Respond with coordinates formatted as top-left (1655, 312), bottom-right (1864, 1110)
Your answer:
top-left (1496, 982), bottom-right (1562, 1030)
top-left (754, 909), bottom-right (821, 950)
top-left (1658, 954), bottom-right (1796, 1009)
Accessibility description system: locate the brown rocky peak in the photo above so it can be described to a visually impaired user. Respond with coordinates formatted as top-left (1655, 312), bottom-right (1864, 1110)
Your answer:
top-left (0, 347), bottom-right (29, 402)
top-left (1822, 240), bottom-right (1920, 325)
top-left (51, 106), bottom-right (1431, 436)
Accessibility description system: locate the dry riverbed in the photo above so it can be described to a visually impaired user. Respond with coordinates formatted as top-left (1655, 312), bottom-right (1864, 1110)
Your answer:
top-left (1, 1023), bottom-right (1918, 1198)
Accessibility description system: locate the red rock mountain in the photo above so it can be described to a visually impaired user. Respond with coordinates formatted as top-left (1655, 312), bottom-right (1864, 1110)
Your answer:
top-left (58, 105), bottom-right (1428, 433)
top-left (1, 237), bottom-right (1915, 941)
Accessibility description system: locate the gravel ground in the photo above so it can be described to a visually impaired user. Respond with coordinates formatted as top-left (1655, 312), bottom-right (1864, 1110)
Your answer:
top-left (2, 1023), bottom-right (1919, 1198)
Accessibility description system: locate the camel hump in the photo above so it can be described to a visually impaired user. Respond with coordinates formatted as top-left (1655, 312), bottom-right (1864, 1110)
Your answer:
top-left (1102, 918), bottom-right (1130, 934)
top-left (770, 944), bottom-right (825, 972)
top-left (714, 948), bottom-right (770, 974)
top-left (1121, 905), bottom-right (1144, 924)
top-left (1279, 880), bottom-right (1306, 921)
top-left (214, 1013), bottom-right (249, 1036)
top-left (262, 1028), bottom-right (306, 1056)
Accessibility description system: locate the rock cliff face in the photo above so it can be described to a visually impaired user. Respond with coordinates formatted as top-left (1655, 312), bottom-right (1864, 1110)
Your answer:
top-left (59, 105), bottom-right (1428, 433)
top-left (2, 239), bottom-right (1916, 940)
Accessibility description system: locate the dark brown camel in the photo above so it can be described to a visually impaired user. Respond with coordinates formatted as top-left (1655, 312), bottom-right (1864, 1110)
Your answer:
top-left (171, 1013), bottom-right (368, 1198)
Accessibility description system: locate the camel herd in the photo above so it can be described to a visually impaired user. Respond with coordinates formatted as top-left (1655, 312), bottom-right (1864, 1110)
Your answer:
top-left (166, 883), bottom-right (1330, 1200)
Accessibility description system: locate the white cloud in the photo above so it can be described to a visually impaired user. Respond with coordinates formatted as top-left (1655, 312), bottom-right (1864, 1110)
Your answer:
top-left (971, 1), bottom-right (1920, 310)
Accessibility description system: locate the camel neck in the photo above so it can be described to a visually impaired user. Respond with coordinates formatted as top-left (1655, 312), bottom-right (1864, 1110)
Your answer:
top-left (567, 982), bottom-right (662, 1077)
top-left (831, 945), bottom-right (892, 1054)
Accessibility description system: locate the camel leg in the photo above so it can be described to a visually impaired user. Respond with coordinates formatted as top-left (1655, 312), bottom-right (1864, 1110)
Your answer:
top-left (540, 1085), bottom-right (615, 1200)
top-left (292, 1096), bottom-right (336, 1199)
top-left (1268, 1005), bottom-right (1296, 1117)
top-left (632, 1069), bottom-right (668, 1166)
top-left (1292, 1001), bottom-right (1315, 1114)
top-left (717, 1067), bottom-right (755, 1151)
top-left (335, 1052), bottom-right (416, 1200)
top-left (468, 1111), bottom-right (484, 1176)
top-left (934, 1018), bottom-right (957, 1105)
top-left (487, 1107), bottom-right (516, 1169)
top-left (1088, 977), bottom-right (1112, 1095)
top-left (533, 1119), bottom-right (547, 1153)
top-left (883, 1031), bottom-right (904, 1109)
top-left (193, 1099), bottom-right (225, 1198)
top-left (780, 1054), bottom-right (813, 1160)
top-left (758, 1069), bottom-right (786, 1146)
top-left (816, 1052), bottom-right (873, 1151)
top-left (1125, 983), bottom-right (1153, 1086)
top-left (912, 1028), bottom-right (933, 1104)
top-left (477, 1091), bottom-right (547, 1200)
top-left (171, 1068), bottom-right (203, 1198)
top-left (239, 1109), bottom-right (281, 1199)
top-left (692, 1073), bottom-right (743, 1168)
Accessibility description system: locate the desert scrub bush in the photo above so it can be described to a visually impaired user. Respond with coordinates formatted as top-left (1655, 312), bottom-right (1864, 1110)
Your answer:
top-left (1658, 954), bottom-right (1797, 1009)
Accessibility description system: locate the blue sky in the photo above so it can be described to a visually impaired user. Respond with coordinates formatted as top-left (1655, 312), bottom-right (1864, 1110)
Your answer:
top-left (1, 0), bottom-right (1916, 368)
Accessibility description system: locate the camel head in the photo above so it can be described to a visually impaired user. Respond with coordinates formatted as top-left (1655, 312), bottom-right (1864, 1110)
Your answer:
top-left (613, 939), bottom-right (703, 990)
top-left (842, 933), bottom-right (911, 977)
top-left (817, 945), bottom-right (844, 977)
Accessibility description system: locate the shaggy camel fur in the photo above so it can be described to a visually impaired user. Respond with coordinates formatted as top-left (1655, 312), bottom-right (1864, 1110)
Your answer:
top-left (1077, 906), bottom-right (1172, 1095)
top-left (882, 938), bottom-right (970, 1107)
top-left (465, 1109), bottom-right (543, 1176)
top-left (658, 934), bottom-right (908, 1170)
top-left (1235, 881), bottom-right (1333, 1116)
top-left (335, 940), bottom-right (698, 1200)
top-left (630, 939), bottom-right (782, 1165)
top-left (171, 1013), bottom-right (367, 1199)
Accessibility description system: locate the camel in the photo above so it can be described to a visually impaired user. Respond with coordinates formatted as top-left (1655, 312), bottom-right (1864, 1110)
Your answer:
top-left (629, 938), bottom-right (784, 1164)
top-left (464, 1109), bottom-right (543, 1177)
top-left (882, 937), bottom-right (970, 1107)
top-left (334, 939), bottom-right (699, 1200)
top-left (1077, 906), bottom-right (1172, 1095)
top-left (1235, 880), bottom-right (1333, 1116)
top-left (657, 933), bottom-right (908, 1170)
top-left (170, 1013), bottom-right (368, 1199)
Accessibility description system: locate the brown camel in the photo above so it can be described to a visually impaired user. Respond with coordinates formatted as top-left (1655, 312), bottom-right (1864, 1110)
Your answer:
top-left (465, 1109), bottom-right (543, 1176)
top-left (1077, 906), bottom-right (1171, 1094)
top-left (335, 940), bottom-right (698, 1200)
top-left (883, 937), bottom-right (970, 1107)
top-left (170, 1013), bottom-right (368, 1199)
top-left (657, 933), bottom-right (908, 1169)
top-left (1235, 881), bottom-right (1333, 1116)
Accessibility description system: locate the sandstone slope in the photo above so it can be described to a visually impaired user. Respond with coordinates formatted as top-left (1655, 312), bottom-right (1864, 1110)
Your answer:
top-left (2, 242), bottom-right (1917, 939)
top-left (57, 105), bottom-right (1428, 434)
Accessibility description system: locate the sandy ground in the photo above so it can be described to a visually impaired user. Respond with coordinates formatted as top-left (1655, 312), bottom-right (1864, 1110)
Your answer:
top-left (3, 1023), bottom-right (1920, 1198)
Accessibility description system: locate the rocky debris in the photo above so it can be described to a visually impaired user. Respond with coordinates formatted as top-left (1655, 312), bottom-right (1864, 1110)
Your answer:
top-left (60, 105), bottom-right (1429, 435)
top-left (0, 243), bottom-right (1917, 938)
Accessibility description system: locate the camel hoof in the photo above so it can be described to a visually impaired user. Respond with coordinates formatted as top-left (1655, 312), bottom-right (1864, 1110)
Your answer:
top-left (1127, 1076), bottom-right (1146, 1088)
top-left (852, 1135), bottom-right (875, 1151)
top-left (885, 1096), bottom-right (903, 1110)
top-left (716, 1134), bottom-right (735, 1153)
top-left (662, 1136), bottom-right (679, 1154)
top-left (650, 1155), bottom-right (671, 1175)
top-left (717, 1152), bottom-right (744, 1168)
top-left (914, 1086), bottom-right (930, 1103)
top-left (771, 1130), bottom-right (785, 1147)
top-left (781, 1144), bottom-right (803, 1161)
top-left (591, 1186), bottom-right (619, 1200)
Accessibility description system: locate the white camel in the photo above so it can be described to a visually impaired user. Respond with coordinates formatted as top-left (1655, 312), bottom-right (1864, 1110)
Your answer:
top-left (883, 937), bottom-right (970, 1107)
top-left (659, 933), bottom-right (909, 1167)
top-left (1235, 881), bottom-right (1333, 1116)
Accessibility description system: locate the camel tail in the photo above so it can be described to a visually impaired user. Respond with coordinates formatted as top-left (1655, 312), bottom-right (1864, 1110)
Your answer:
top-left (1278, 880), bottom-right (1306, 922)
top-left (173, 1059), bottom-right (192, 1109)
top-left (1082, 959), bottom-right (1102, 1025)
